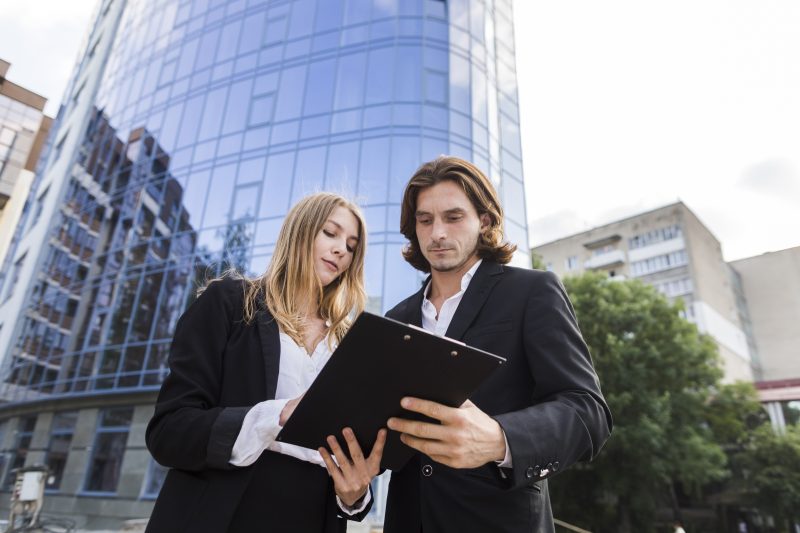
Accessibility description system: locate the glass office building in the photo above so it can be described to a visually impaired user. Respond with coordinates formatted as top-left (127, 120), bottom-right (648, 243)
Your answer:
top-left (0, 0), bottom-right (527, 526)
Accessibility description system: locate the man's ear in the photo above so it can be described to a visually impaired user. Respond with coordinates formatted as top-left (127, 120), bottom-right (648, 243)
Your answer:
top-left (480, 213), bottom-right (491, 231)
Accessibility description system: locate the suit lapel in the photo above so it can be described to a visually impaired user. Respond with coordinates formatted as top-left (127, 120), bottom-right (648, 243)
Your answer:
top-left (444, 261), bottom-right (504, 341)
top-left (405, 276), bottom-right (429, 327)
top-left (256, 306), bottom-right (281, 399)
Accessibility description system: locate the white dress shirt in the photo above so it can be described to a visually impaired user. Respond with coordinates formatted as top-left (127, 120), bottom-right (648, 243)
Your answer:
top-left (420, 259), bottom-right (513, 468)
top-left (229, 329), bottom-right (370, 514)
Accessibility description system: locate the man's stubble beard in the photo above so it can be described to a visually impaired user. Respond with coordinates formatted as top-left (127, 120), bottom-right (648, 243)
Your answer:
top-left (427, 234), bottom-right (481, 274)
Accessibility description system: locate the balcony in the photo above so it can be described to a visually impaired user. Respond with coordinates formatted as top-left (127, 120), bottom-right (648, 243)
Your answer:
top-left (584, 249), bottom-right (626, 270)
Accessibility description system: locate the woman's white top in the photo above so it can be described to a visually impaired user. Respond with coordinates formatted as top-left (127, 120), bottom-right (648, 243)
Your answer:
top-left (229, 328), bottom-right (370, 513)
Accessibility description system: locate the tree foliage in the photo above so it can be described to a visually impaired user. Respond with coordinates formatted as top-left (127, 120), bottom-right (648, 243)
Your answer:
top-left (734, 425), bottom-right (800, 529)
top-left (531, 252), bottom-right (546, 270)
top-left (706, 381), bottom-right (768, 447)
top-left (551, 273), bottom-right (727, 532)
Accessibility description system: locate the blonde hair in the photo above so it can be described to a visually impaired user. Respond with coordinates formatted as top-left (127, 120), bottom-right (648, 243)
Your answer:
top-left (205, 193), bottom-right (367, 348)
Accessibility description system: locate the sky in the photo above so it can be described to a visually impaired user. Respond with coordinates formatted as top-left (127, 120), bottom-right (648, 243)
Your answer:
top-left (514, 0), bottom-right (800, 261)
top-left (1, 0), bottom-right (798, 262)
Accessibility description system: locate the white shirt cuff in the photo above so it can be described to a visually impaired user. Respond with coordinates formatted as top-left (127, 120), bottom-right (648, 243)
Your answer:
top-left (229, 399), bottom-right (290, 466)
top-left (336, 488), bottom-right (372, 515)
top-left (495, 429), bottom-right (513, 468)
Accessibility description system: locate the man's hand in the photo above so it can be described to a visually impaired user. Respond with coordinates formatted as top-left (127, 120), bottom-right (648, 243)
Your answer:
top-left (319, 428), bottom-right (387, 507)
top-left (386, 397), bottom-right (506, 469)
top-left (278, 394), bottom-right (304, 426)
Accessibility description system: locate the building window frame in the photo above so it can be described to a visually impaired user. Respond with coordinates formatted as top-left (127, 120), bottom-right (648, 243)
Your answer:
top-left (43, 411), bottom-right (79, 492)
top-left (80, 406), bottom-right (133, 496)
top-left (2, 415), bottom-right (37, 490)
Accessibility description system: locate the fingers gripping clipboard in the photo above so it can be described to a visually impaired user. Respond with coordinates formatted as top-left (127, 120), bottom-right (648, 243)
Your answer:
top-left (275, 312), bottom-right (506, 470)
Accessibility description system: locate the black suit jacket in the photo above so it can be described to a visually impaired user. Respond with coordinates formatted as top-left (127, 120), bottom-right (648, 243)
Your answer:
top-left (383, 261), bottom-right (612, 533)
top-left (145, 278), bottom-right (371, 533)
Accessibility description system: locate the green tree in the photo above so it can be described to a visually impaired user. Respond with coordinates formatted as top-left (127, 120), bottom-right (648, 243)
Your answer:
top-left (701, 382), bottom-right (769, 528)
top-left (734, 425), bottom-right (800, 530)
top-left (531, 252), bottom-right (546, 270)
top-left (705, 381), bottom-right (768, 447)
top-left (550, 273), bottom-right (727, 533)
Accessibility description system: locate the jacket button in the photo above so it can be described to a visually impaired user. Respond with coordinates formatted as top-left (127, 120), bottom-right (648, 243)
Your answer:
top-left (553, 461), bottom-right (560, 471)
top-left (525, 466), bottom-right (536, 479)
top-left (422, 464), bottom-right (433, 477)
top-left (546, 462), bottom-right (553, 472)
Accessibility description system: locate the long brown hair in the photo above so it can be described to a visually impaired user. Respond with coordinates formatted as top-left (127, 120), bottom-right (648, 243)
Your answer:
top-left (205, 193), bottom-right (367, 348)
top-left (400, 156), bottom-right (516, 272)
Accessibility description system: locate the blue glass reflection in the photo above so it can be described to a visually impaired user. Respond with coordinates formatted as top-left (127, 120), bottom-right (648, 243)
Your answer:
top-left (4, 0), bottom-right (527, 402)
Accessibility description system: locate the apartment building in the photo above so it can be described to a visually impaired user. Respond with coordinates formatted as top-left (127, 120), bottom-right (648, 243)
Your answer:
top-left (0, 59), bottom-right (52, 268)
top-left (730, 247), bottom-right (800, 430)
top-left (532, 201), bottom-right (754, 382)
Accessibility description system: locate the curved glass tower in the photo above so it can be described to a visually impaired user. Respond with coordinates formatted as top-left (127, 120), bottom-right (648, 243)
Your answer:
top-left (0, 0), bottom-right (526, 526)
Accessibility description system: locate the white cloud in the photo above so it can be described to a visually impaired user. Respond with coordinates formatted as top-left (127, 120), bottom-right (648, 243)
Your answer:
top-left (739, 159), bottom-right (800, 199)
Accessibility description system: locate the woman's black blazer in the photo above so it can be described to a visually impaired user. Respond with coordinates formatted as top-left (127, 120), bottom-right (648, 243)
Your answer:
top-left (144, 278), bottom-right (371, 532)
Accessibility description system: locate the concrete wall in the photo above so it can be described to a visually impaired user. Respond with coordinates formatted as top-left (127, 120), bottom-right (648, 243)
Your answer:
top-left (731, 247), bottom-right (800, 381)
top-left (0, 393), bottom-right (156, 530)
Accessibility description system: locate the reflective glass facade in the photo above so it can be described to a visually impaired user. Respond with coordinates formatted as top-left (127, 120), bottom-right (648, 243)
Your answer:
top-left (1, 0), bottom-right (527, 402)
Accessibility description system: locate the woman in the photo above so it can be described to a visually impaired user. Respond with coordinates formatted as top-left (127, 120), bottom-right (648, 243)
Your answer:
top-left (145, 193), bottom-right (386, 533)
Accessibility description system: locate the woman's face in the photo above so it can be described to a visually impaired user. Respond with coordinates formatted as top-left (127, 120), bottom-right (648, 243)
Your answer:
top-left (314, 206), bottom-right (360, 287)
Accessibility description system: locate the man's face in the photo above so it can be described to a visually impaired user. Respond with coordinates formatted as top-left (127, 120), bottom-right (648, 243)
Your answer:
top-left (414, 180), bottom-right (487, 273)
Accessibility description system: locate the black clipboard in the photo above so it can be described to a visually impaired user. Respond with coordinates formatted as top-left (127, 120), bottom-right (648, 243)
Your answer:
top-left (275, 312), bottom-right (506, 470)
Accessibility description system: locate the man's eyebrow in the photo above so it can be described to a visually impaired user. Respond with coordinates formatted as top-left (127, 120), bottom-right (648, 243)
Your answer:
top-left (415, 207), bottom-right (467, 217)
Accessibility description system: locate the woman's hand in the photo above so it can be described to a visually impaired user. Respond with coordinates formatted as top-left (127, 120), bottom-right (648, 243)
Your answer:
top-left (279, 394), bottom-right (304, 426)
top-left (319, 427), bottom-right (387, 507)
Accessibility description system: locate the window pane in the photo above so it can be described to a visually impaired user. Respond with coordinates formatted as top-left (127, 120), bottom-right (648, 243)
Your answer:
top-left (3, 416), bottom-right (37, 489)
top-left (197, 86), bottom-right (227, 141)
top-left (217, 19), bottom-right (241, 63)
top-left (325, 141), bottom-right (359, 194)
top-left (303, 59), bottom-right (336, 115)
top-left (142, 458), bottom-right (168, 498)
top-left (274, 65), bottom-right (306, 121)
top-left (232, 184), bottom-right (260, 220)
top-left (101, 406), bottom-right (134, 427)
top-left (203, 163), bottom-right (237, 228)
top-left (249, 93), bottom-right (275, 126)
top-left (45, 432), bottom-right (74, 490)
top-left (389, 137), bottom-right (420, 201)
top-left (365, 48), bottom-right (395, 105)
top-left (292, 146), bottom-right (326, 204)
top-left (358, 137), bottom-right (389, 204)
top-left (314, 1), bottom-right (342, 32)
top-left (84, 432), bottom-right (128, 492)
top-left (334, 53), bottom-right (367, 110)
top-left (0, 421), bottom-right (7, 485)
top-left (222, 79), bottom-right (253, 134)
top-left (395, 46), bottom-right (422, 101)
top-left (240, 11), bottom-right (266, 54)
top-left (176, 94), bottom-right (204, 148)
top-left (259, 152), bottom-right (295, 218)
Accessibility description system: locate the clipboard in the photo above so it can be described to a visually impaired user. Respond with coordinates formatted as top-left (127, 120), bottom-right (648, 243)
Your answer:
top-left (275, 312), bottom-right (506, 470)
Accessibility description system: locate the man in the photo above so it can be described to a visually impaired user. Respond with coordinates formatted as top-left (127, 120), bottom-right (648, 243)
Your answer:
top-left (384, 156), bottom-right (612, 533)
